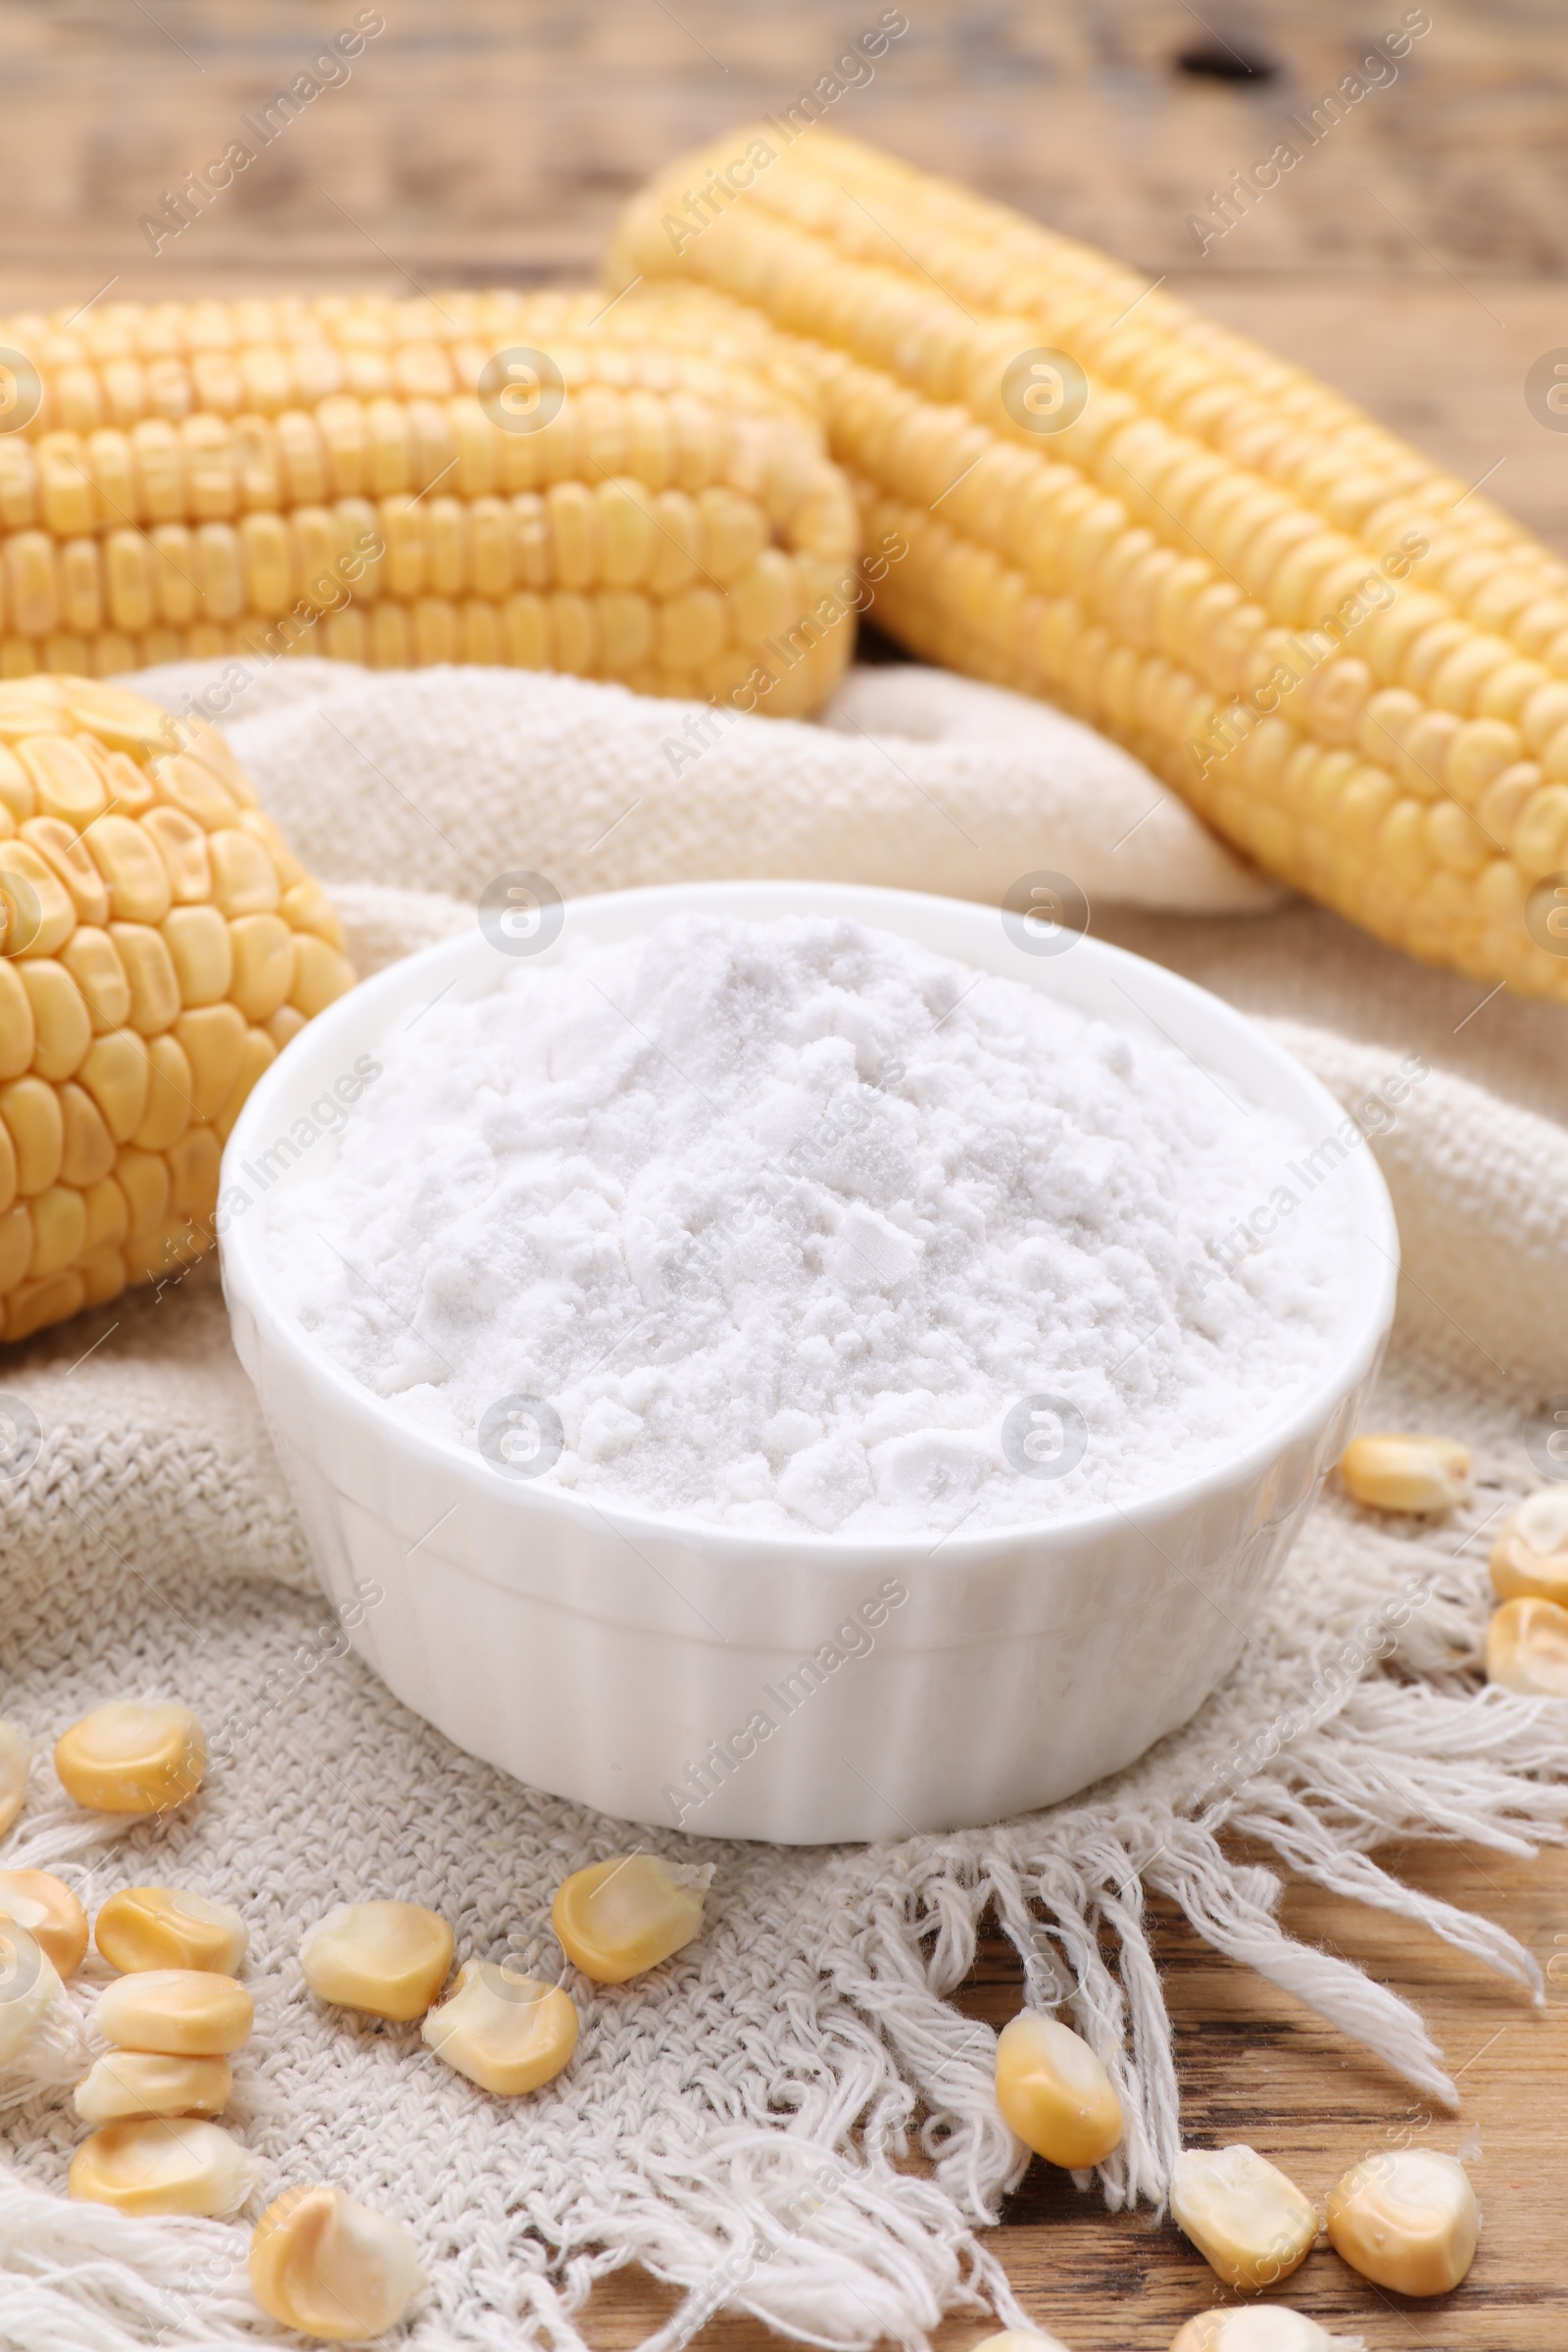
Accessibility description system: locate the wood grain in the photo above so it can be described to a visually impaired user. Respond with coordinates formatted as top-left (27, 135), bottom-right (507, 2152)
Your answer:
top-left (2, 2), bottom-right (1564, 2342)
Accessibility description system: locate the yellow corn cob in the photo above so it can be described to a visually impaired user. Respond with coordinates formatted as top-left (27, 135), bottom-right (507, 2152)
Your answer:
top-left (0, 290), bottom-right (858, 716)
top-left (0, 674), bottom-right (354, 1346)
top-left (613, 129), bottom-right (1568, 1000)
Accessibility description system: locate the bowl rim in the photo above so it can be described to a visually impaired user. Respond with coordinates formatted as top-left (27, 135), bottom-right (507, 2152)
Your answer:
top-left (221, 879), bottom-right (1399, 1566)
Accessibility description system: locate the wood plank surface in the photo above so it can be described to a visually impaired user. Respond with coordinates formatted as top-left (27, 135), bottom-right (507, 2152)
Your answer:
top-left (3, 3), bottom-right (1566, 2344)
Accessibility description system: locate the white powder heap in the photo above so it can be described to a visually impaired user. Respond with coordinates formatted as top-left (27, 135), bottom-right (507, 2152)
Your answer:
top-left (267, 914), bottom-right (1355, 1536)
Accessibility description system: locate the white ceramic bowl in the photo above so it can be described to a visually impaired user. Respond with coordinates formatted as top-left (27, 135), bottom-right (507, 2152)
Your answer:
top-left (221, 882), bottom-right (1397, 1844)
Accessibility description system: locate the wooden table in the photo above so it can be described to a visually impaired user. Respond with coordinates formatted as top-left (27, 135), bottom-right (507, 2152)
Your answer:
top-left (3, 2), bottom-right (1565, 2342)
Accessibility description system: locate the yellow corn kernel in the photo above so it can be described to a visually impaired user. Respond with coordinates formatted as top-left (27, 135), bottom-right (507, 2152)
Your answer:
top-left (87, 815), bottom-right (174, 924)
top-left (269, 1003), bottom-right (308, 1052)
top-left (0, 1722), bottom-right (27, 1838)
top-left (141, 804), bottom-right (212, 904)
top-left (54, 1700), bottom-right (206, 1816)
top-left (0, 1868), bottom-right (88, 1977)
top-left (74, 2050), bottom-right (232, 2124)
top-left (1326, 2150), bottom-right (1478, 2296)
top-left (4, 1269), bottom-right (83, 1341)
top-left (207, 825), bottom-right (280, 915)
top-left (79, 1029), bottom-right (151, 1144)
top-left (20, 958), bottom-right (91, 1081)
top-left (82, 1172), bottom-right (129, 1252)
top-left (421, 1962), bottom-right (579, 2095)
top-left (278, 877), bottom-right (343, 946)
top-left (161, 904), bottom-right (233, 1004)
top-left (0, 962), bottom-right (34, 1080)
top-left (0, 1920), bottom-right (65, 2064)
top-left (1490, 1490), bottom-right (1568, 1607)
top-left (1, 840), bottom-right (74, 953)
top-left (288, 933), bottom-right (357, 1018)
top-left (299, 1900), bottom-right (453, 2022)
top-left (23, 815), bottom-right (111, 925)
top-left (94, 1967), bottom-right (253, 2056)
top-left (167, 1123), bottom-right (220, 1218)
top-left (133, 1033), bottom-right (194, 1152)
top-left (70, 2118), bottom-right (255, 2218)
top-left (59, 1082), bottom-right (116, 1187)
top-left (2, 1075), bottom-right (65, 1193)
top-left (174, 1004), bottom-right (246, 1120)
top-left (250, 2184), bottom-right (424, 2343)
top-left (27, 1183), bottom-right (85, 1278)
top-left (551, 1855), bottom-right (709, 1984)
top-left (993, 2010), bottom-right (1124, 2169)
top-left (1486, 1593), bottom-right (1568, 1695)
top-left (226, 912), bottom-right (296, 1022)
top-left (1170, 2144), bottom-right (1317, 2291)
top-left (1169, 2315), bottom-right (1342, 2351)
top-left (95, 1886), bottom-right (249, 1976)
top-left (60, 926), bottom-right (130, 1030)
top-left (1340, 1433), bottom-right (1471, 1514)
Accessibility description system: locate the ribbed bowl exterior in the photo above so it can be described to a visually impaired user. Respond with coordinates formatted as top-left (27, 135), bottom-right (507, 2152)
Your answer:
top-left (221, 883), bottom-right (1398, 1844)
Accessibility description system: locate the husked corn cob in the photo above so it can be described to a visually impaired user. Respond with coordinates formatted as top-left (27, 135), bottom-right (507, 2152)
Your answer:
top-left (614, 130), bottom-right (1568, 998)
top-left (0, 289), bottom-right (858, 713)
top-left (0, 675), bottom-right (353, 1346)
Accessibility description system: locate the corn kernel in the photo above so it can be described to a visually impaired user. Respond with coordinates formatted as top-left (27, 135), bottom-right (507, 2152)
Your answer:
top-left (1485, 1593), bottom-right (1568, 1695)
top-left (0, 1919), bottom-right (64, 2064)
top-left (0, 1720), bottom-right (27, 1837)
top-left (1170, 2144), bottom-right (1318, 2290)
top-left (993, 2010), bottom-right (1123, 2169)
top-left (1169, 2313), bottom-right (1342, 2351)
top-left (250, 2183), bottom-right (424, 2342)
top-left (74, 2049), bottom-right (232, 2123)
top-left (552, 1855), bottom-right (710, 1984)
top-left (299, 1900), bottom-right (453, 2022)
top-left (94, 1967), bottom-right (253, 2055)
top-left (70, 2117), bottom-right (255, 2218)
top-left (1340, 1434), bottom-right (1471, 1514)
top-left (421, 1961), bottom-right (579, 2094)
top-left (96, 1886), bottom-right (249, 1975)
top-left (1326, 2149), bottom-right (1478, 2296)
top-left (1490, 1489), bottom-right (1568, 1607)
top-left (54, 1700), bottom-right (206, 1814)
top-left (0, 1868), bottom-right (88, 1976)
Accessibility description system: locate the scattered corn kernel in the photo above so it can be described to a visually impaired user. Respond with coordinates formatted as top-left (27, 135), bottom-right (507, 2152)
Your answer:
top-left (299, 1900), bottom-right (453, 2022)
top-left (250, 2183), bottom-right (424, 2342)
top-left (551, 1855), bottom-right (710, 1984)
top-left (1169, 2312), bottom-right (1342, 2351)
top-left (0, 1868), bottom-right (89, 1976)
top-left (1485, 1594), bottom-right (1568, 1695)
top-left (70, 2116), bottom-right (255, 2218)
top-left (54, 1700), bottom-right (206, 1815)
top-left (1170, 2144), bottom-right (1318, 2291)
top-left (74, 2050), bottom-right (232, 2123)
top-left (1340, 1435), bottom-right (1471, 1514)
top-left (421, 1961), bottom-right (579, 2094)
top-left (1326, 2149), bottom-right (1479, 2296)
top-left (0, 1919), bottom-right (64, 2064)
top-left (0, 1721), bottom-right (27, 1838)
top-left (1490, 1490), bottom-right (1568, 1607)
top-left (94, 1966), bottom-right (253, 2055)
top-left (96, 1886), bottom-right (249, 1975)
top-left (993, 2011), bottom-right (1124, 2170)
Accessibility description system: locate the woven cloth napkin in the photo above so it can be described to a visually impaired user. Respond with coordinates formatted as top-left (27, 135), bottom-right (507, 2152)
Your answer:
top-left (1, 657), bottom-right (1565, 2351)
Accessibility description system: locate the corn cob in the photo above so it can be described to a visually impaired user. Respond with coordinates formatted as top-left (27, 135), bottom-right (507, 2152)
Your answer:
top-left (0, 674), bottom-right (354, 1346)
top-left (0, 290), bottom-right (858, 715)
top-left (613, 129), bottom-right (1568, 999)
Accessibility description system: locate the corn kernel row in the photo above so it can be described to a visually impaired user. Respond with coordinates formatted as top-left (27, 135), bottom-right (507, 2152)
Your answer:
top-left (0, 490), bottom-right (828, 628)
